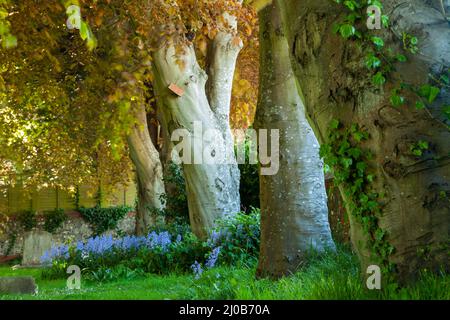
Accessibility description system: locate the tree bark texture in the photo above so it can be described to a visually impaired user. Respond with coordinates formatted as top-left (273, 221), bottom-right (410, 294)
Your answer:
top-left (255, 3), bottom-right (335, 278)
top-left (127, 102), bottom-right (165, 235)
top-left (277, 0), bottom-right (450, 282)
top-left (152, 40), bottom-right (241, 239)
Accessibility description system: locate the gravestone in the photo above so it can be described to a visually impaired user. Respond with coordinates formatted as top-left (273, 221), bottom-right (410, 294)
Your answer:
top-left (0, 276), bottom-right (37, 295)
top-left (22, 230), bottom-right (52, 266)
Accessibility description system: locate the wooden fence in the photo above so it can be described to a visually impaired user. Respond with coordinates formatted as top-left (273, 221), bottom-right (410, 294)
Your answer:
top-left (0, 182), bottom-right (137, 214)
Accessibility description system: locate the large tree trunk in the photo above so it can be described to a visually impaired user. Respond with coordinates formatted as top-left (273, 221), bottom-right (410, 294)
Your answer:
top-left (277, 0), bottom-right (450, 282)
top-left (255, 3), bottom-right (335, 278)
top-left (127, 102), bottom-right (165, 235)
top-left (151, 41), bottom-right (241, 239)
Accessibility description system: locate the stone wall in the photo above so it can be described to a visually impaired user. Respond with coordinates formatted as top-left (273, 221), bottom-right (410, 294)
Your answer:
top-left (0, 211), bottom-right (136, 257)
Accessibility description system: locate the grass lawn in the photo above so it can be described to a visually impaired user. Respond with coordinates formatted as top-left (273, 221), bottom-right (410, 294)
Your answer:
top-left (1, 249), bottom-right (449, 300)
top-left (0, 265), bottom-right (193, 300)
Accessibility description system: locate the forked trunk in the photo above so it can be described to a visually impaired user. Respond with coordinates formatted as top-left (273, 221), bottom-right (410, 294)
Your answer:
top-left (152, 43), bottom-right (240, 239)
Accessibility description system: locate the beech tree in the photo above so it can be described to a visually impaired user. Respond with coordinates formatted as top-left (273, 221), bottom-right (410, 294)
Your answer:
top-left (276, 0), bottom-right (450, 282)
top-left (0, 0), bottom-right (258, 237)
top-left (255, 3), bottom-right (335, 278)
top-left (150, 1), bottom-right (260, 238)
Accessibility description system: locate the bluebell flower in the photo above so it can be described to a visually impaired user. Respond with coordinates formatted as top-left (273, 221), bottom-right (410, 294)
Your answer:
top-left (40, 244), bottom-right (70, 264)
top-left (205, 246), bottom-right (221, 269)
top-left (191, 261), bottom-right (203, 279)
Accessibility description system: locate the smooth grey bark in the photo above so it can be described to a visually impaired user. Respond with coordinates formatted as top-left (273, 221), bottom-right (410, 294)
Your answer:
top-left (151, 40), bottom-right (241, 239)
top-left (255, 3), bottom-right (335, 278)
top-left (277, 0), bottom-right (450, 282)
top-left (127, 101), bottom-right (165, 235)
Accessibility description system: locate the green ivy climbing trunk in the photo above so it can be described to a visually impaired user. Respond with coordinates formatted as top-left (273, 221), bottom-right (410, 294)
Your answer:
top-left (255, 3), bottom-right (335, 278)
top-left (277, 0), bottom-right (450, 283)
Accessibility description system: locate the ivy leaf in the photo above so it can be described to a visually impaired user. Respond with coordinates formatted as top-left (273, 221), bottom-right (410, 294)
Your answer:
top-left (390, 94), bottom-right (405, 107)
top-left (339, 24), bottom-right (356, 38)
top-left (343, 0), bottom-right (356, 11)
top-left (348, 148), bottom-right (362, 159)
top-left (375, 228), bottom-right (386, 241)
top-left (341, 158), bottom-right (353, 168)
top-left (440, 74), bottom-right (449, 85)
top-left (356, 161), bottom-right (367, 173)
top-left (365, 53), bottom-right (381, 69)
top-left (415, 100), bottom-right (425, 110)
top-left (353, 131), bottom-right (366, 142)
top-left (381, 15), bottom-right (389, 28)
top-left (417, 140), bottom-right (429, 150)
top-left (330, 119), bottom-right (340, 130)
top-left (372, 72), bottom-right (386, 86)
top-left (443, 105), bottom-right (450, 120)
top-left (371, 36), bottom-right (384, 48)
top-left (395, 54), bottom-right (407, 62)
top-left (428, 86), bottom-right (440, 103)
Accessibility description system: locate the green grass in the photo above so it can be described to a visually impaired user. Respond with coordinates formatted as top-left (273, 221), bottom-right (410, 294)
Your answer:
top-left (1, 247), bottom-right (448, 300)
top-left (0, 267), bottom-right (193, 300)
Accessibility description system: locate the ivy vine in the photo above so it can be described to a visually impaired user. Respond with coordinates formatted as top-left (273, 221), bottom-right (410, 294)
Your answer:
top-left (320, 121), bottom-right (395, 272)
top-left (327, 0), bottom-right (450, 273)
top-left (333, 0), bottom-right (450, 126)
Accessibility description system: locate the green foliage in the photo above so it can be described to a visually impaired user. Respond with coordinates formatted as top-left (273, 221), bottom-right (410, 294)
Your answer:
top-left (41, 232), bottom-right (209, 280)
top-left (63, 1), bottom-right (97, 50)
top-left (147, 162), bottom-right (190, 227)
top-left (209, 208), bottom-right (261, 266)
top-left (41, 209), bottom-right (261, 282)
top-left (2, 246), bottom-right (449, 300)
top-left (87, 265), bottom-right (146, 283)
top-left (79, 205), bottom-right (131, 235)
top-left (184, 245), bottom-right (450, 300)
top-left (409, 140), bottom-right (429, 157)
top-left (402, 32), bottom-right (418, 54)
top-left (236, 139), bottom-right (260, 212)
top-left (40, 259), bottom-right (68, 280)
top-left (161, 162), bottom-right (189, 223)
top-left (320, 121), bottom-right (395, 272)
top-left (17, 210), bottom-right (37, 232)
top-left (43, 209), bottom-right (67, 233)
top-left (5, 230), bottom-right (17, 256)
top-left (0, 4), bottom-right (17, 49)
top-left (333, 0), bottom-right (448, 119)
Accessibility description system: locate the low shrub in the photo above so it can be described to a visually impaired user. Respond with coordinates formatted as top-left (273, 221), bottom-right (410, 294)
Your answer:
top-left (17, 210), bottom-right (37, 231)
top-left (207, 208), bottom-right (260, 266)
top-left (40, 231), bottom-right (209, 279)
top-left (79, 205), bottom-right (131, 235)
top-left (40, 209), bottom-right (261, 281)
top-left (43, 208), bottom-right (67, 233)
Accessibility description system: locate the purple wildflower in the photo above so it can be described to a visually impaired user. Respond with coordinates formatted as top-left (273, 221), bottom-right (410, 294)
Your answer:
top-left (191, 261), bottom-right (203, 279)
top-left (205, 246), bottom-right (221, 269)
